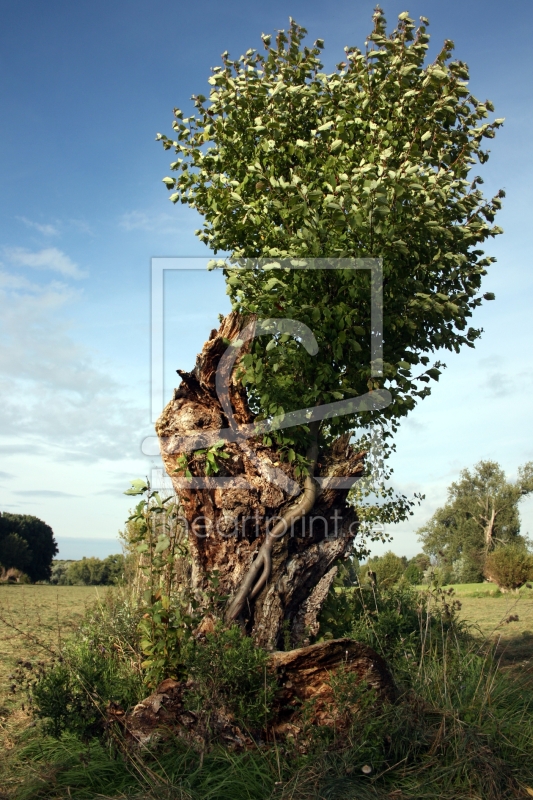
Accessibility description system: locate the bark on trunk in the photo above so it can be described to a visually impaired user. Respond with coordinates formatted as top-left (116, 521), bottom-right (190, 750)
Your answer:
top-left (484, 506), bottom-right (496, 554)
top-left (156, 313), bottom-right (365, 650)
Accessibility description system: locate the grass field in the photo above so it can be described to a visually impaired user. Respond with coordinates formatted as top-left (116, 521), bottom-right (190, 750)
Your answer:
top-left (1, 583), bottom-right (531, 695)
top-left (407, 582), bottom-right (533, 684)
top-left (0, 583), bottom-right (532, 799)
top-left (0, 585), bottom-right (112, 714)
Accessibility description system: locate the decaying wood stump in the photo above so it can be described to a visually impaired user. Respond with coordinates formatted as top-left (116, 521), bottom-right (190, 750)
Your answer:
top-left (156, 313), bottom-right (366, 649)
top-left (268, 638), bottom-right (395, 736)
top-left (108, 677), bottom-right (254, 751)
top-left (110, 639), bottom-right (395, 751)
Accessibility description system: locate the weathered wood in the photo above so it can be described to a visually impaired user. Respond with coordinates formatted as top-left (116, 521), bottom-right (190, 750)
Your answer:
top-left (109, 677), bottom-right (254, 751)
top-left (156, 313), bottom-right (365, 649)
top-left (268, 638), bottom-right (396, 735)
top-left (111, 639), bottom-right (395, 751)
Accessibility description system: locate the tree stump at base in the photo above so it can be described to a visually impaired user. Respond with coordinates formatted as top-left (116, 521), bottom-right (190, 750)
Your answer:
top-left (268, 637), bottom-right (396, 738)
top-left (110, 639), bottom-right (395, 751)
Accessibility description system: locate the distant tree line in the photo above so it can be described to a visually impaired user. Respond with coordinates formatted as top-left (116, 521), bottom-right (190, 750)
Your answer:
top-left (50, 555), bottom-right (126, 586)
top-left (0, 511), bottom-right (125, 586)
top-left (349, 460), bottom-right (533, 593)
top-left (346, 551), bottom-right (430, 589)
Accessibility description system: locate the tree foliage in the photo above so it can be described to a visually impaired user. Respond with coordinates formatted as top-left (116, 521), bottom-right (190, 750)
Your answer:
top-left (53, 555), bottom-right (126, 586)
top-left (0, 512), bottom-right (58, 582)
top-left (159, 8), bottom-right (503, 445)
top-left (0, 532), bottom-right (31, 573)
top-left (418, 461), bottom-right (533, 582)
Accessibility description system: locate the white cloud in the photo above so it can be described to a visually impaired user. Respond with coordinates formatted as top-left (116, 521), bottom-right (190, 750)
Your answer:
top-left (0, 270), bottom-right (48, 292)
top-left (17, 217), bottom-right (59, 236)
top-left (5, 247), bottom-right (87, 279)
top-left (0, 272), bottom-right (150, 462)
top-left (119, 210), bottom-right (172, 232)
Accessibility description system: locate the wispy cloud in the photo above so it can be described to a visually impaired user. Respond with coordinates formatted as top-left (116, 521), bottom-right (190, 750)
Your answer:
top-left (5, 247), bottom-right (87, 279)
top-left (0, 273), bottom-right (149, 463)
top-left (483, 371), bottom-right (513, 398)
top-left (69, 219), bottom-right (94, 236)
top-left (0, 470), bottom-right (14, 480)
top-left (118, 209), bottom-right (189, 234)
top-left (14, 490), bottom-right (79, 498)
top-left (17, 217), bottom-right (60, 237)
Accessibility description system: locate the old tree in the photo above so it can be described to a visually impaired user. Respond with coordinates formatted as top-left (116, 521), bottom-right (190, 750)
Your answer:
top-left (418, 460), bottom-right (533, 583)
top-left (154, 9), bottom-right (503, 649)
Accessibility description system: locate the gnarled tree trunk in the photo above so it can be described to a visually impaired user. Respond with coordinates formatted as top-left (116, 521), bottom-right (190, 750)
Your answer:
top-left (156, 313), bottom-right (365, 650)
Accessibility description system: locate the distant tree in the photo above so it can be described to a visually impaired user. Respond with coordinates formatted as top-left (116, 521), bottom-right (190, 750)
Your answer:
top-left (363, 550), bottom-right (407, 587)
top-left (0, 513), bottom-right (58, 582)
top-left (418, 461), bottom-right (533, 582)
top-left (484, 544), bottom-right (533, 592)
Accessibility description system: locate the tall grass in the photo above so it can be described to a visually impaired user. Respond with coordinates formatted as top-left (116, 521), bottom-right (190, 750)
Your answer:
top-left (5, 582), bottom-right (533, 799)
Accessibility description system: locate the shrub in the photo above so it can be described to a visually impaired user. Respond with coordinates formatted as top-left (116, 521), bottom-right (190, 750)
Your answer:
top-left (484, 544), bottom-right (533, 591)
top-left (318, 580), bottom-right (466, 673)
top-left (362, 551), bottom-right (407, 588)
top-left (183, 624), bottom-right (276, 730)
top-left (28, 591), bottom-right (144, 739)
top-left (403, 562), bottom-right (423, 585)
top-left (49, 559), bottom-right (74, 585)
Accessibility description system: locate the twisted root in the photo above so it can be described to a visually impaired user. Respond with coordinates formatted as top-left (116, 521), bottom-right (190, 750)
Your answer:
top-left (225, 429), bottom-right (319, 623)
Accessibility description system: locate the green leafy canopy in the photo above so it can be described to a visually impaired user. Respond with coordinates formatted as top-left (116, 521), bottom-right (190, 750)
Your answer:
top-left (158, 8), bottom-right (503, 446)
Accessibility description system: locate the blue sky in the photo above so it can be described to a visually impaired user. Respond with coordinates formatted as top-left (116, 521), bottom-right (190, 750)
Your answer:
top-left (1, 0), bottom-right (532, 560)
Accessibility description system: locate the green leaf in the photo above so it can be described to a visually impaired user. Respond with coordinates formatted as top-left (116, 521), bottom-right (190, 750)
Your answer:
top-left (154, 536), bottom-right (171, 554)
top-left (124, 479), bottom-right (148, 496)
